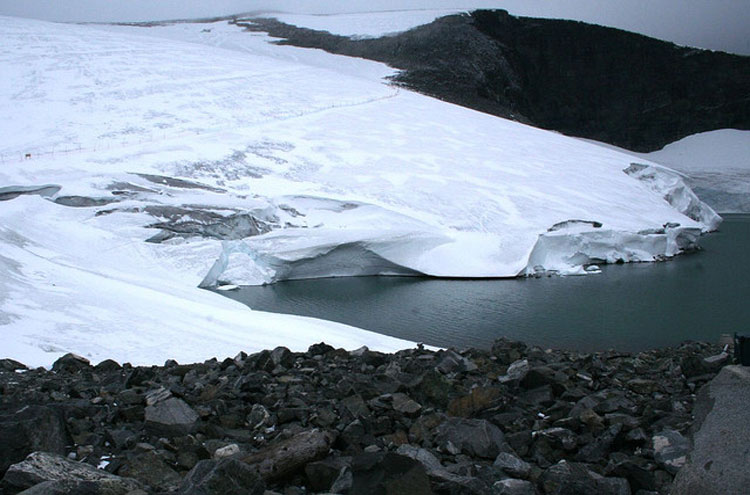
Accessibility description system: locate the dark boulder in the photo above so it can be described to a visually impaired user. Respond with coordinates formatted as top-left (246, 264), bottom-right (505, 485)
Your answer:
top-left (350, 452), bottom-right (433, 495)
top-left (144, 397), bottom-right (199, 437)
top-left (435, 418), bottom-right (510, 459)
top-left (0, 406), bottom-right (70, 476)
top-left (0, 359), bottom-right (28, 372)
top-left (51, 354), bottom-right (91, 374)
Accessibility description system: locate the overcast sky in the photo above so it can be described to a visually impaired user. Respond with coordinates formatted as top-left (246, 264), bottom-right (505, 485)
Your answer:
top-left (0, 1), bottom-right (747, 55)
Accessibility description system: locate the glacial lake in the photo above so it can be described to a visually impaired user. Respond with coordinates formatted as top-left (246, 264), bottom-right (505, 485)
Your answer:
top-left (218, 214), bottom-right (750, 352)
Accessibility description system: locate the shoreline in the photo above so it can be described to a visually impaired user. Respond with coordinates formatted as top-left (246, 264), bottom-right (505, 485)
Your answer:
top-left (0, 338), bottom-right (731, 494)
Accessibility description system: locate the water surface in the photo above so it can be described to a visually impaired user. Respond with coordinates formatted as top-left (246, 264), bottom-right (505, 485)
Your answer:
top-left (218, 214), bottom-right (750, 352)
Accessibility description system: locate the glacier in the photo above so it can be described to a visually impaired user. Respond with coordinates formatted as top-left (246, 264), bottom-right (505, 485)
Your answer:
top-left (0, 16), bottom-right (721, 366)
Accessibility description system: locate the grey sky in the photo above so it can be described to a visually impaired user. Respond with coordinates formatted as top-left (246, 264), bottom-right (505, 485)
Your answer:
top-left (0, 1), bottom-right (747, 55)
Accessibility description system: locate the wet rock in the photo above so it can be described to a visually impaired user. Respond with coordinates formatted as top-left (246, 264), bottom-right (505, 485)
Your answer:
top-left (180, 459), bottom-right (265, 495)
top-left (0, 406), bottom-right (70, 475)
top-left (144, 397), bottom-right (199, 437)
top-left (1, 452), bottom-right (142, 494)
top-left (350, 452), bottom-right (433, 495)
top-left (51, 353), bottom-right (91, 373)
top-left (435, 418), bottom-right (510, 459)
top-left (652, 429), bottom-right (690, 474)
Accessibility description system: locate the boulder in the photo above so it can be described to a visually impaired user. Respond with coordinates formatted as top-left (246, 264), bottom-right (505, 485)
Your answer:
top-left (392, 393), bottom-right (422, 416)
top-left (652, 429), bottom-right (690, 474)
top-left (436, 350), bottom-right (477, 374)
top-left (117, 451), bottom-right (181, 492)
top-left (144, 397), bottom-right (199, 437)
top-left (0, 406), bottom-right (70, 476)
top-left (242, 429), bottom-right (336, 481)
top-left (395, 445), bottom-right (443, 474)
top-left (0, 359), bottom-right (28, 372)
top-left (350, 452), bottom-right (433, 495)
top-left (51, 353), bottom-right (91, 374)
top-left (1, 452), bottom-right (142, 494)
top-left (435, 418), bottom-right (510, 459)
top-left (180, 459), bottom-right (265, 495)
top-left (539, 460), bottom-right (630, 495)
top-left (498, 359), bottom-right (529, 384)
top-left (492, 478), bottom-right (537, 495)
top-left (671, 365), bottom-right (750, 494)
top-left (494, 452), bottom-right (532, 479)
top-left (447, 387), bottom-right (502, 417)
top-left (305, 457), bottom-right (351, 492)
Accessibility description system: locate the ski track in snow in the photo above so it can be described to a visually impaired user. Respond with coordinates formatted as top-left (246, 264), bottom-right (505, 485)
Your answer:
top-left (0, 16), bottom-right (723, 367)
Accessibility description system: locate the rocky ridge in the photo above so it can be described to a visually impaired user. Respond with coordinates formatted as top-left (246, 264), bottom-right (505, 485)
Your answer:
top-left (239, 9), bottom-right (750, 152)
top-left (0, 339), bottom-right (730, 494)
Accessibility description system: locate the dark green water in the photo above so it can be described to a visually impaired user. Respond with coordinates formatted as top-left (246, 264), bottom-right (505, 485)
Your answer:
top-left (219, 214), bottom-right (750, 352)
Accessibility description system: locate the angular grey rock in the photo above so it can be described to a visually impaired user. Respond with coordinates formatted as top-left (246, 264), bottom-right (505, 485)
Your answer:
top-left (435, 418), bottom-right (510, 459)
top-left (144, 386), bottom-right (171, 406)
top-left (493, 452), bottom-right (532, 479)
top-left (671, 365), bottom-right (750, 495)
top-left (213, 444), bottom-right (240, 459)
top-left (180, 459), bottom-right (265, 495)
top-left (540, 460), bottom-right (630, 495)
top-left (493, 478), bottom-right (537, 495)
top-left (392, 393), bottom-right (422, 415)
top-left (436, 350), bottom-right (478, 374)
top-left (652, 429), bottom-right (690, 474)
top-left (499, 359), bottom-right (529, 384)
top-left (0, 406), bottom-right (69, 475)
top-left (144, 397), bottom-right (199, 437)
top-left (1, 452), bottom-right (142, 494)
top-left (395, 445), bottom-right (443, 474)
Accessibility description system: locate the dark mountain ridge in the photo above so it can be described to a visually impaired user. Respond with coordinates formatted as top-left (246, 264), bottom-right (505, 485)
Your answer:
top-left (240, 9), bottom-right (750, 152)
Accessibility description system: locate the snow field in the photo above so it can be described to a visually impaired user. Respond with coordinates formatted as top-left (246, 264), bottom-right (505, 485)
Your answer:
top-left (0, 16), bottom-right (721, 366)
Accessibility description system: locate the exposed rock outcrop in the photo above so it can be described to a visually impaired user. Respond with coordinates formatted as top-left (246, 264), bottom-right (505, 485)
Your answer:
top-left (240, 9), bottom-right (750, 152)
